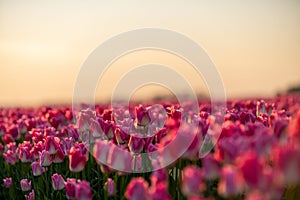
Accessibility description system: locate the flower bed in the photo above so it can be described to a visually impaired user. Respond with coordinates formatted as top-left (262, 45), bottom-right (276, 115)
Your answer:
top-left (0, 95), bottom-right (300, 199)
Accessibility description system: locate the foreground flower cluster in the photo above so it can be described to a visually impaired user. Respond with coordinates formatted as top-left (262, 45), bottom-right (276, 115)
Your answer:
top-left (0, 94), bottom-right (300, 199)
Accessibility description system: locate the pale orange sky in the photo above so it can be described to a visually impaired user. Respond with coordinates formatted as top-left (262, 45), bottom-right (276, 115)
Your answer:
top-left (0, 0), bottom-right (300, 107)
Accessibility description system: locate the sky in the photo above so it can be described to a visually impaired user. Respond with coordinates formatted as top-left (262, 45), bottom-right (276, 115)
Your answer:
top-left (0, 0), bottom-right (300, 107)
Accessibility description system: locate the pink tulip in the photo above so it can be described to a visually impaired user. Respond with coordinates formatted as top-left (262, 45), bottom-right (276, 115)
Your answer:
top-left (273, 143), bottom-right (300, 184)
top-left (8, 124), bottom-right (21, 140)
top-left (149, 182), bottom-right (171, 200)
top-left (30, 141), bottom-right (44, 160)
top-left (125, 177), bottom-right (149, 200)
top-left (237, 151), bottom-right (263, 188)
top-left (128, 135), bottom-right (145, 153)
top-left (65, 178), bottom-right (77, 199)
top-left (19, 145), bottom-right (32, 163)
top-left (39, 150), bottom-right (52, 167)
top-left (104, 178), bottom-right (116, 196)
top-left (68, 146), bottom-right (86, 172)
top-left (25, 189), bottom-right (35, 200)
top-left (135, 105), bottom-right (151, 127)
top-left (31, 161), bottom-right (44, 176)
top-left (45, 136), bottom-right (60, 155)
top-left (107, 144), bottom-right (132, 172)
top-left (218, 165), bottom-right (244, 198)
top-left (202, 154), bottom-right (220, 180)
top-left (7, 142), bottom-right (17, 151)
top-left (3, 177), bottom-right (12, 188)
top-left (52, 173), bottom-right (65, 190)
top-left (60, 137), bottom-right (74, 155)
top-left (150, 168), bottom-right (168, 186)
top-left (20, 179), bottom-right (31, 192)
top-left (3, 150), bottom-right (18, 165)
top-left (2, 134), bottom-right (14, 144)
top-left (52, 147), bottom-right (65, 163)
top-left (90, 118), bottom-right (103, 138)
top-left (93, 139), bottom-right (111, 165)
top-left (75, 180), bottom-right (93, 200)
top-left (245, 190), bottom-right (268, 200)
top-left (114, 126), bottom-right (130, 145)
top-left (181, 166), bottom-right (205, 197)
top-left (288, 110), bottom-right (300, 141)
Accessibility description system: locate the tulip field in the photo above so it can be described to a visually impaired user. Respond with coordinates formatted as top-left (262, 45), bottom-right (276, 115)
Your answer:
top-left (1, 94), bottom-right (300, 200)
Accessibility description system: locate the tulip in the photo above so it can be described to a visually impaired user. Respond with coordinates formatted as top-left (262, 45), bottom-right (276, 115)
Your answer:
top-left (104, 178), bottom-right (116, 196)
top-left (3, 177), bottom-right (12, 188)
top-left (19, 145), bottom-right (32, 163)
top-left (52, 147), bottom-right (65, 163)
top-left (181, 166), bottom-right (205, 197)
top-left (3, 150), bottom-right (18, 165)
top-left (149, 182), bottom-right (171, 200)
top-left (237, 151), bottom-right (263, 189)
top-left (60, 137), bottom-right (74, 155)
top-left (20, 179), bottom-right (31, 192)
top-left (65, 178), bottom-right (77, 199)
top-left (107, 144), bottom-right (132, 172)
top-left (202, 154), bottom-right (220, 180)
top-left (68, 146), bottom-right (86, 172)
top-left (135, 105), bottom-right (150, 127)
top-left (25, 190), bottom-right (35, 200)
top-left (128, 135), bottom-right (145, 153)
top-left (39, 150), bottom-right (52, 167)
top-left (218, 165), bottom-right (244, 197)
top-left (150, 168), bottom-right (168, 186)
top-left (273, 144), bottom-right (300, 185)
top-left (125, 177), bottom-right (149, 200)
top-left (31, 161), bottom-right (44, 176)
top-left (90, 118), bottom-right (103, 138)
top-left (93, 139), bottom-right (111, 165)
top-left (75, 180), bottom-right (93, 200)
top-left (8, 124), bottom-right (21, 140)
top-left (52, 173), bottom-right (65, 190)
top-left (45, 136), bottom-right (60, 155)
top-left (114, 126), bottom-right (130, 145)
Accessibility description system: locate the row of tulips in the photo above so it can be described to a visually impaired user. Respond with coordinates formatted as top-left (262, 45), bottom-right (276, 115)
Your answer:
top-left (0, 94), bottom-right (300, 199)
